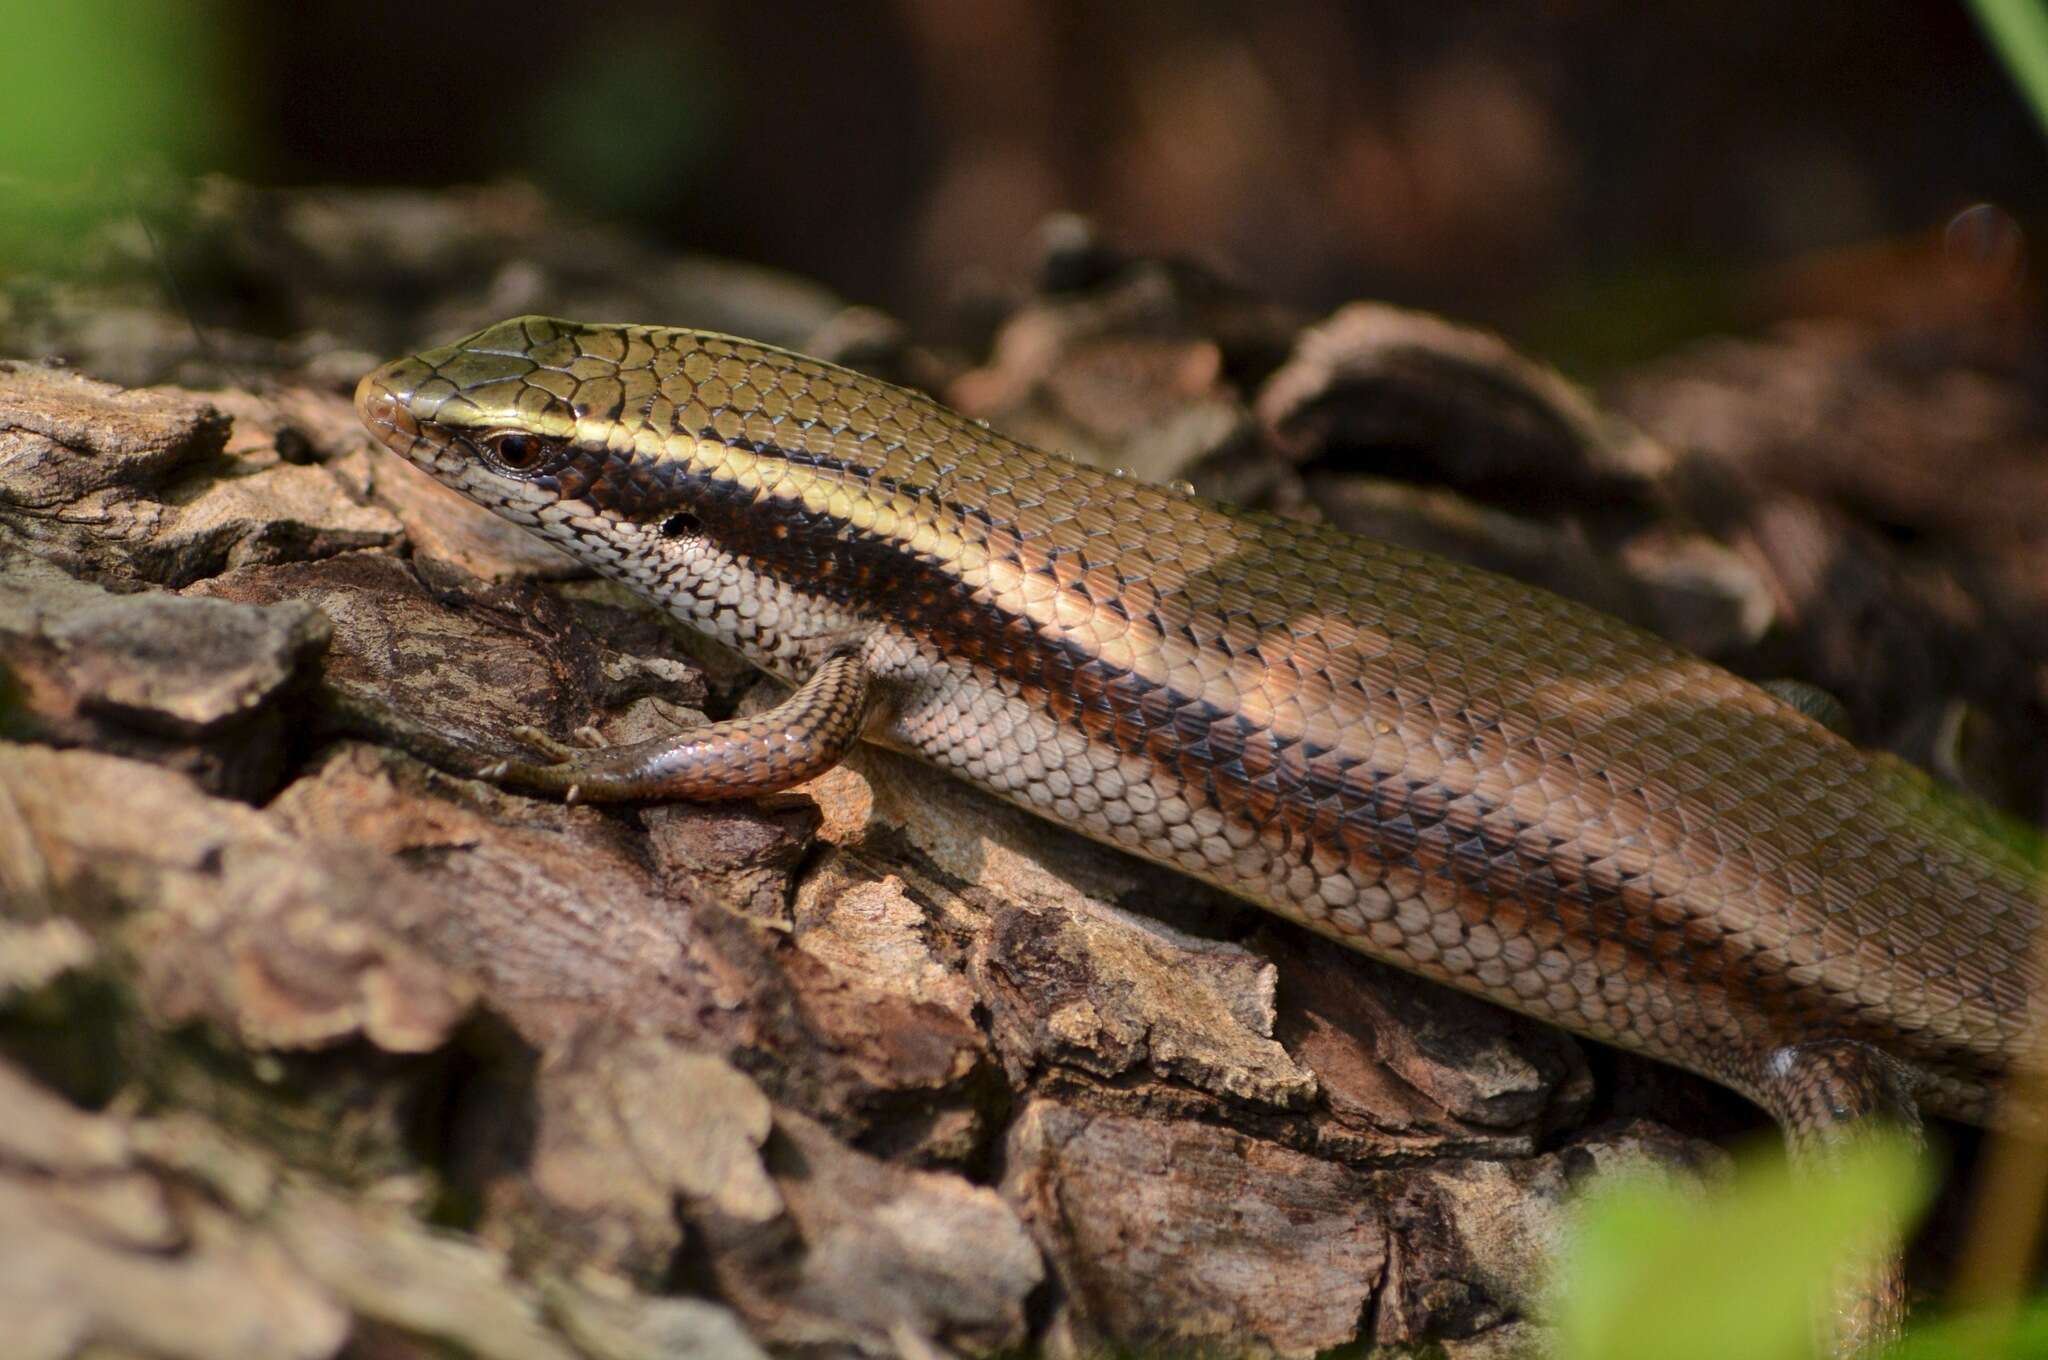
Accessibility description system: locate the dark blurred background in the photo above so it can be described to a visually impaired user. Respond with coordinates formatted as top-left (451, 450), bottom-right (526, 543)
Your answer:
top-left (4, 0), bottom-right (2045, 370)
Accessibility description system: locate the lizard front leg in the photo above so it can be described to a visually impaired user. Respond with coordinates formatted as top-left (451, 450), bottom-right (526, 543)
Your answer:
top-left (481, 643), bottom-right (878, 803)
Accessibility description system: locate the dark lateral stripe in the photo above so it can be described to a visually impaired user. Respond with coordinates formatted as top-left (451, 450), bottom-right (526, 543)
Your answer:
top-left (667, 458), bottom-right (1859, 1029)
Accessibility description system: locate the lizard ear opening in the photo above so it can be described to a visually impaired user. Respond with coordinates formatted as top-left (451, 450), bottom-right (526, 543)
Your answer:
top-left (661, 512), bottom-right (703, 537)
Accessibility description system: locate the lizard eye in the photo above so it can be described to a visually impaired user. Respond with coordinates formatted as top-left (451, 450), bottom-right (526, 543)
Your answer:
top-left (481, 431), bottom-right (550, 475)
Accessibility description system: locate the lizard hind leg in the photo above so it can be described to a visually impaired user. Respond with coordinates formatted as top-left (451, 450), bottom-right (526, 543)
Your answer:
top-left (1760, 1040), bottom-right (1927, 1357)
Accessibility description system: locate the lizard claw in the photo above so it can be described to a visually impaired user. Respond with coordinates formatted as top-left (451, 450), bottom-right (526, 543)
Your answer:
top-left (507, 724), bottom-right (584, 763)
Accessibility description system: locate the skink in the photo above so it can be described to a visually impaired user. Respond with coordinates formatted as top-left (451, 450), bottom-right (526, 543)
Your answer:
top-left (357, 316), bottom-right (2046, 1342)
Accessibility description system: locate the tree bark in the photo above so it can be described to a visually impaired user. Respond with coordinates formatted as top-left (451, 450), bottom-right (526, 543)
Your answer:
top-left (3, 182), bottom-right (2044, 1359)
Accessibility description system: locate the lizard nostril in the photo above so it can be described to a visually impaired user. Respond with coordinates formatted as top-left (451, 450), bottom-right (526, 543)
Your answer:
top-left (352, 366), bottom-right (418, 441)
top-left (353, 371), bottom-right (394, 427)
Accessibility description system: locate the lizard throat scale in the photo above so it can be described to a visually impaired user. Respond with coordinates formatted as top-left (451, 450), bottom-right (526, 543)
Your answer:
top-left (359, 317), bottom-right (2046, 1324)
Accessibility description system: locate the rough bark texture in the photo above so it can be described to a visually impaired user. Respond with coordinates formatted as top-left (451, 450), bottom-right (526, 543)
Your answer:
top-left (2, 182), bottom-right (2044, 1359)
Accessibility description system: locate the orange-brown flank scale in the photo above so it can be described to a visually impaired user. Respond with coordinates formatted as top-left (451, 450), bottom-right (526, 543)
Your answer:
top-left (357, 316), bottom-right (2045, 1143)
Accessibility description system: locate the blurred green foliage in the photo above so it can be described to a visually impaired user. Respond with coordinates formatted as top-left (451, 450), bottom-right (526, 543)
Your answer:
top-left (1553, 1131), bottom-right (2048, 1360)
top-left (1886, 1304), bottom-right (2048, 1360)
top-left (523, 16), bottom-right (724, 221)
top-left (0, 0), bottom-right (236, 271)
top-left (0, 0), bottom-right (234, 177)
top-left (1971, 0), bottom-right (2048, 139)
top-left (1525, 257), bottom-right (1751, 382)
top-left (1553, 1132), bottom-right (1931, 1360)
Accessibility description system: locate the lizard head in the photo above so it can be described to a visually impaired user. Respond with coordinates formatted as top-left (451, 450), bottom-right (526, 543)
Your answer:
top-left (353, 314), bottom-right (950, 673)
top-left (353, 314), bottom-right (677, 530)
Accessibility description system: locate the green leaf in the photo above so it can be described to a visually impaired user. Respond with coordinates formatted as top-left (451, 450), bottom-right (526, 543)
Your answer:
top-left (1969, 0), bottom-right (2048, 142)
top-left (1550, 1132), bottom-right (1933, 1360)
top-left (0, 0), bottom-right (235, 181)
top-left (0, 0), bottom-right (241, 279)
top-left (1885, 1301), bottom-right (2048, 1360)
